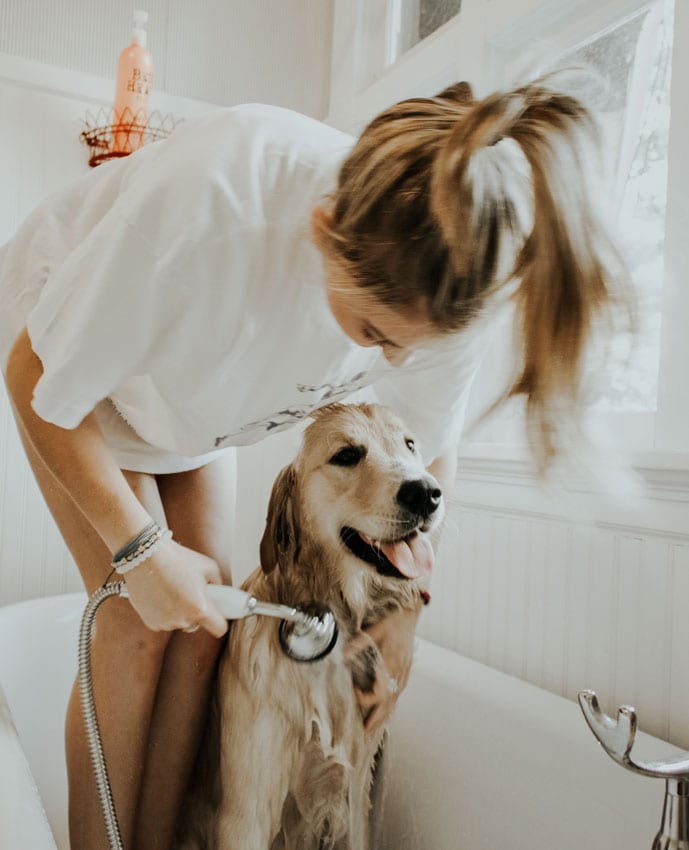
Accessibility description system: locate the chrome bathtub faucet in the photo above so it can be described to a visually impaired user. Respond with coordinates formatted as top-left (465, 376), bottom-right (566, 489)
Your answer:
top-left (578, 690), bottom-right (689, 850)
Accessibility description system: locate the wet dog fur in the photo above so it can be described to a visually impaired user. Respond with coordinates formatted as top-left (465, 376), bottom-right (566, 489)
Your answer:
top-left (176, 403), bottom-right (444, 850)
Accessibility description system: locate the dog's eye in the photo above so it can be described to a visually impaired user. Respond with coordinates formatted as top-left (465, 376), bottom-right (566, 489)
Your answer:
top-left (329, 446), bottom-right (364, 466)
top-left (405, 438), bottom-right (416, 453)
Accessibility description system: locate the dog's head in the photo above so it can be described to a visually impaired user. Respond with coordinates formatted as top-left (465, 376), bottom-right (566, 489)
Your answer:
top-left (259, 404), bottom-right (444, 608)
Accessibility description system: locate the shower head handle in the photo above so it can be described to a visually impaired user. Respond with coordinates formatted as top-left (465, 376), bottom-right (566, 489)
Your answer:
top-left (116, 582), bottom-right (255, 620)
top-left (205, 585), bottom-right (338, 663)
top-left (205, 584), bottom-right (257, 619)
top-left (119, 583), bottom-right (337, 663)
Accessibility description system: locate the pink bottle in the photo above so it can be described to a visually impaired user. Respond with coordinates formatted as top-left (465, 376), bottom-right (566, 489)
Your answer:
top-left (112, 10), bottom-right (153, 155)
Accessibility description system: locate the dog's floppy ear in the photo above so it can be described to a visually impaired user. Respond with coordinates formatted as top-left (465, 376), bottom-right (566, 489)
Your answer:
top-left (260, 464), bottom-right (301, 574)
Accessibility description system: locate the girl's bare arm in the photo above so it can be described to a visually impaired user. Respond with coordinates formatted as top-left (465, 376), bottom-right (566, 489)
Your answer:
top-left (5, 327), bottom-right (227, 636)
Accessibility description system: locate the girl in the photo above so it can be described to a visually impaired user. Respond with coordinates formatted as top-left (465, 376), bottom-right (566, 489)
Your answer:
top-left (0, 73), bottom-right (628, 849)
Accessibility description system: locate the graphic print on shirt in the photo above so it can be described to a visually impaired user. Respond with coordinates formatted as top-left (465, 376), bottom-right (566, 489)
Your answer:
top-left (213, 372), bottom-right (368, 447)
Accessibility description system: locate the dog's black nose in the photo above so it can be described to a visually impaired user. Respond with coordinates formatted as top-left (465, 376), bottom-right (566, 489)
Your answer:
top-left (396, 479), bottom-right (442, 518)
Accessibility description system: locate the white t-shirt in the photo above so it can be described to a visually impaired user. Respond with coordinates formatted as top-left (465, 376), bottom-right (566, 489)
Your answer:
top-left (0, 104), bottom-right (486, 465)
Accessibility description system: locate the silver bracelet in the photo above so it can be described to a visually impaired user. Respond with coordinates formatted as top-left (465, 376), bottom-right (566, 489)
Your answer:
top-left (113, 528), bottom-right (173, 575)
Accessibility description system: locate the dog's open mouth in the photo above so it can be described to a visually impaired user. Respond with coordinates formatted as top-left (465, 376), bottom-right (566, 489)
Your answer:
top-left (340, 527), bottom-right (434, 581)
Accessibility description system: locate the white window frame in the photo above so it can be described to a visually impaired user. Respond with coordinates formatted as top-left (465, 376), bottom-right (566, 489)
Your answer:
top-left (326, 0), bottom-right (689, 464)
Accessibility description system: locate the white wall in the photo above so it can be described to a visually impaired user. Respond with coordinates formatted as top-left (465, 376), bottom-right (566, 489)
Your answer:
top-left (0, 0), bottom-right (334, 118)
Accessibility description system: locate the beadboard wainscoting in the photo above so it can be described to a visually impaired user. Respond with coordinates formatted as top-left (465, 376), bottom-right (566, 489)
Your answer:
top-left (0, 58), bottom-right (110, 602)
top-left (418, 451), bottom-right (689, 749)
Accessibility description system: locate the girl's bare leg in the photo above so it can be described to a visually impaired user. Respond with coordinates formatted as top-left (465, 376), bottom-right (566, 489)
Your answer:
top-left (16, 416), bottom-right (235, 850)
top-left (134, 457), bottom-right (235, 850)
top-left (15, 420), bottom-right (169, 850)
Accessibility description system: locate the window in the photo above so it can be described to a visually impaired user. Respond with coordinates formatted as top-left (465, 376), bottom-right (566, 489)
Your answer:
top-left (359, 0), bottom-right (463, 90)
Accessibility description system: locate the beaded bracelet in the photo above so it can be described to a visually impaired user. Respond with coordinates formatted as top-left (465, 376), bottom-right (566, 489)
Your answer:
top-left (114, 528), bottom-right (172, 574)
top-left (112, 523), bottom-right (173, 575)
top-left (111, 520), bottom-right (159, 563)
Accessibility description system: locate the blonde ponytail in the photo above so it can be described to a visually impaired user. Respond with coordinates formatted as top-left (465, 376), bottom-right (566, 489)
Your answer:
top-left (316, 73), bottom-right (633, 474)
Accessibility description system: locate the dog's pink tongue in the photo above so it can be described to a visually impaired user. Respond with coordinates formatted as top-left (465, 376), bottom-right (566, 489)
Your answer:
top-left (378, 533), bottom-right (434, 581)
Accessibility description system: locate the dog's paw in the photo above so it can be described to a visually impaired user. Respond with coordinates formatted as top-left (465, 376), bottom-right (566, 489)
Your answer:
top-left (345, 632), bottom-right (382, 693)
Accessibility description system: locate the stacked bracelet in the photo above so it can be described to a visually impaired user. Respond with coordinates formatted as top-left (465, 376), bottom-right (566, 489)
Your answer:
top-left (112, 522), bottom-right (173, 575)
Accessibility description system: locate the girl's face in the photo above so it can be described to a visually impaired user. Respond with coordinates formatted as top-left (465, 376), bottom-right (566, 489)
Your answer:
top-left (325, 275), bottom-right (433, 367)
top-left (311, 204), bottom-right (435, 365)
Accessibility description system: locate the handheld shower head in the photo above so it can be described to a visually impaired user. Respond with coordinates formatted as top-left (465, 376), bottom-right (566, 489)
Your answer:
top-left (278, 606), bottom-right (338, 662)
top-left (205, 584), bottom-right (338, 662)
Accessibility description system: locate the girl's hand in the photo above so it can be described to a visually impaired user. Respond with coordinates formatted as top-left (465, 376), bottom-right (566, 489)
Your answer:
top-left (122, 539), bottom-right (229, 638)
top-left (346, 605), bottom-right (421, 735)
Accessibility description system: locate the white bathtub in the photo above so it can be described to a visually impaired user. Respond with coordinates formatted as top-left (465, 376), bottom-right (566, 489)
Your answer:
top-left (0, 593), bottom-right (681, 850)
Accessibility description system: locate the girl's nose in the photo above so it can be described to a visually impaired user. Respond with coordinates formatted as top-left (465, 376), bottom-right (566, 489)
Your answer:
top-left (382, 346), bottom-right (412, 367)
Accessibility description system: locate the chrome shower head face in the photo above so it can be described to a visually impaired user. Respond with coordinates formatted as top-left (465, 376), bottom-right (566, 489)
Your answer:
top-left (278, 607), bottom-right (338, 662)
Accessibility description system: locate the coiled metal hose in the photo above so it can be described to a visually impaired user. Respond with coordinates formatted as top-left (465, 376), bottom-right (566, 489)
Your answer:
top-left (77, 580), bottom-right (337, 850)
top-left (78, 581), bottom-right (128, 850)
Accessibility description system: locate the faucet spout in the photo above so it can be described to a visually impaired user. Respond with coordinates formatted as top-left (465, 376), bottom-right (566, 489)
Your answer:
top-left (578, 690), bottom-right (689, 778)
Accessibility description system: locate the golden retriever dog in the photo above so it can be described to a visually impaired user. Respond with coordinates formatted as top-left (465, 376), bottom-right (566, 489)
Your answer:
top-left (177, 403), bottom-right (444, 850)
